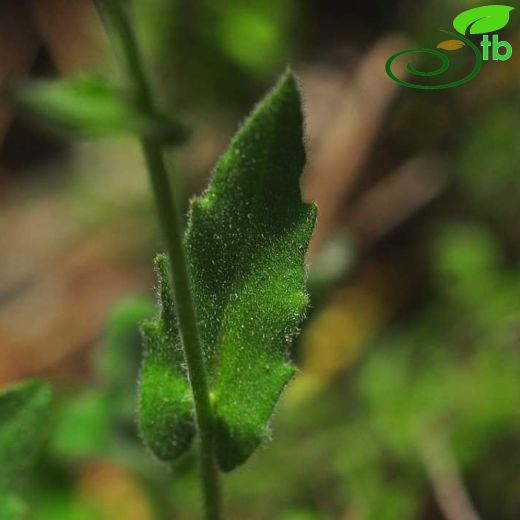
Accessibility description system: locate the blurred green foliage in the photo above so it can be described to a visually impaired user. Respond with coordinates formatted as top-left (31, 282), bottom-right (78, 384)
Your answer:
top-left (134, 0), bottom-right (297, 111)
top-left (51, 297), bottom-right (154, 462)
top-left (0, 380), bottom-right (51, 519)
top-left (457, 99), bottom-right (520, 219)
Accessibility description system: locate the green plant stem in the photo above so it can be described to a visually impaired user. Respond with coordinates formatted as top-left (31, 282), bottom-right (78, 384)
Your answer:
top-left (94, 1), bottom-right (221, 519)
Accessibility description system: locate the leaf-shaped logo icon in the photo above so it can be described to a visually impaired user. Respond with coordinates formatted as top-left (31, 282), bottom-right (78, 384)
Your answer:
top-left (453, 5), bottom-right (514, 35)
top-left (437, 39), bottom-right (466, 51)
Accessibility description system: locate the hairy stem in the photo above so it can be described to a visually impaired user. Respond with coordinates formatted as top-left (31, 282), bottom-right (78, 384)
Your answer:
top-left (94, 1), bottom-right (221, 518)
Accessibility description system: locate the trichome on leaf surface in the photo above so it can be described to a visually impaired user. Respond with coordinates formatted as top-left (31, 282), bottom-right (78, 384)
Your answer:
top-left (139, 74), bottom-right (317, 472)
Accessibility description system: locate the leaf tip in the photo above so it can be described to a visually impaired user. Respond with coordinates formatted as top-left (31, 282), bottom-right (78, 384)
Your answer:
top-left (262, 68), bottom-right (302, 113)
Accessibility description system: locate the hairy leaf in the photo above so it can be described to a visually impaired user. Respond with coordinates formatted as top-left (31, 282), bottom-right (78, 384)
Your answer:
top-left (0, 379), bottom-right (51, 516)
top-left (15, 74), bottom-right (187, 143)
top-left (138, 255), bottom-right (195, 461)
top-left (186, 70), bottom-right (316, 471)
top-left (453, 5), bottom-right (514, 35)
top-left (139, 71), bottom-right (316, 470)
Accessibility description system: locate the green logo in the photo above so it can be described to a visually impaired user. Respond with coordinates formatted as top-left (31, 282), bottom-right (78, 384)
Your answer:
top-left (386, 5), bottom-right (514, 90)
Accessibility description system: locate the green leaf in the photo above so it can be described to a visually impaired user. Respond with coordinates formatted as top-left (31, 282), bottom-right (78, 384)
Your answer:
top-left (186, 70), bottom-right (316, 471)
top-left (453, 5), bottom-right (514, 35)
top-left (51, 390), bottom-right (111, 459)
top-left (138, 71), bottom-right (316, 470)
top-left (15, 74), bottom-right (187, 144)
top-left (0, 379), bottom-right (51, 515)
top-left (138, 254), bottom-right (195, 461)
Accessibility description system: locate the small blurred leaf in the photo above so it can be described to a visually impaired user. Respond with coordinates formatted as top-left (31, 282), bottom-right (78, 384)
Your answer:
top-left (51, 391), bottom-right (110, 459)
top-left (15, 75), bottom-right (187, 144)
top-left (138, 255), bottom-right (195, 461)
top-left (0, 380), bottom-right (51, 517)
top-left (453, 5), bottom-right (514, 35)
top-left (434, 224), bottom-right (501, 282)
top-left (97, 297), bottom-right (154, 424)
top-left (218, 5), bottom-right (286, 73)
top-left (437, 39), bottom-right (466, 51)
top-left (433, 223), bottom-right (502, 307)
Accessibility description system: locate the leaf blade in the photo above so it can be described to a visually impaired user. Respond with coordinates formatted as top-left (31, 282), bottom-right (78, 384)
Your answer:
top-left (138, 255), bottom-right (195, 461)
top-left (185, 71), bottom-right (317, 470)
